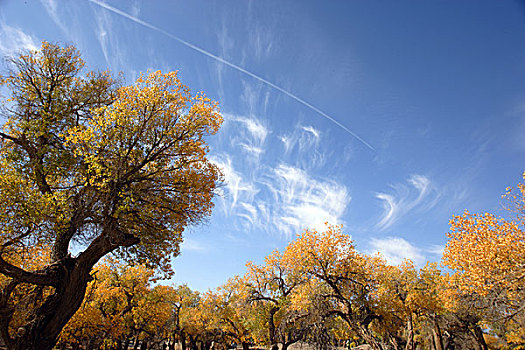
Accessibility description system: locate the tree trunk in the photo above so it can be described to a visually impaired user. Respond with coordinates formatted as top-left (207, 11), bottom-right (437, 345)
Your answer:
top-left (405, 314), bottom-right (414, 350)
top-left (389, 335), bottom-right (400, 350)
top-left (268, 306), bottom-right (279, 350)
top-left (472, 325), bottom-right (488, 350)
top-left (431, 323), bottom-right (443, 350)
top-left (242, 342), bottom-right (250, 350)
top-left (9, 258), bottom-right (92, 350)
top-left (356, 324), bottom-right (384, 350)
top-left (181, 333), bottom-right (187, 350)
top-left (133, 335), bottom-right (141, 350)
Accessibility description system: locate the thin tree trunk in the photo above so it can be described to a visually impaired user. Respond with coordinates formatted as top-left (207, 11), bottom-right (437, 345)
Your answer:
top-left (432, 323), bottom-right (443, 350)
top-left (133, 335), bottom-right (141, 350)
top-left (405, 314), bottom-right (414, 350)
top-left (181, 334), bottom-right (187, 350)
top-left (268, 306), bottom-right (279, 350)
top-left (357, 324), bottom-right (384, 350)
top-left (472, 325), bottom-right (488, 350)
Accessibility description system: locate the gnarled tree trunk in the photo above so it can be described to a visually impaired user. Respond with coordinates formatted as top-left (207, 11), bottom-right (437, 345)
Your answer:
top-left (9, 258), bottom-right (92, 350)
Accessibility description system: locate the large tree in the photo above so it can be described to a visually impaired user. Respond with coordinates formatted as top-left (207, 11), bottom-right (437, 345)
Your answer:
top-left (0, 42), bottom-right (222, 350)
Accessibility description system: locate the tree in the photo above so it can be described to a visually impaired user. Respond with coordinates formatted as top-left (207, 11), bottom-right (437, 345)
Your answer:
top-left (201, 277), bottom-right (254, 350)
top-left (0, 42), bottom-right (222, 350)
top-left (442, 172), bottom-right (525, 348)
top-left (245, 250), bottom-right (305, 350)
top-left (58, 260), bottom-right (173, 350)
top-left (165, 284), bottom-right (201, 350)
top-left (281, 225), bottom-right (386, 350)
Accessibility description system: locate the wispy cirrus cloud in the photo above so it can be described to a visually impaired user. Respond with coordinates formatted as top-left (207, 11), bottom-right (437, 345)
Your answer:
top-left (0, 22), bottom-right (38, 58)
top-left (213, 109), bottom-right (349, 237)
top-left (224, 113), bottom-right (269, 159)
top-left (93, 5), bottom-right (132, 72)
top-left (40, 0), bottom-right (67, 33)
top-left (88, 0), bottom-right (375, 151)
top-left (280, 125), bottom-right (321, 152)
top-left (181, 238), bottom-right (209, 252)
top-left (267, 164), bottom-right (350, 237)
top-left (375, 175), bottom-right (439, 231)
top-left (279, 124), bottom-right (325, 169)
top-left (212, 158), bottom-right (349, 237)
top-left (211, 155), bottom-right (259, 215)
top-left (368, 236), bottom-right (425, 265)
top-left (248, 22), bottom-right (274, 62)
top-left (40, 0), bottom-right (85, 46)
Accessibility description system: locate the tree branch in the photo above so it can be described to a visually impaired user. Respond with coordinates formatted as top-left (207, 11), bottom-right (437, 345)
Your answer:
top-left (0, 255), bottom-right (59, 286)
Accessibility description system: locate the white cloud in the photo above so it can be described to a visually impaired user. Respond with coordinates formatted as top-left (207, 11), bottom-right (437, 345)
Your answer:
top-left (369, 237), bottom-right (425, 265)
top-left (211, 155), bottom-right (258, 219)
top-left (250, 23), bottom-right (274, 61)
top-left (181, 238), bottom-right (207, 252)
top-left (40, 0), bottom-right (67, 33)
top-left (240, 118), bottom-right (268, 144)
top-left (280, 124), bottom-right (321, 155)
top-left (130, 1), bottom-right (141, 17)
top-left (375, 174), bottom-right (439, 231)
top-left (267, 164), bottom-right (350, 237)
top-left (224, 113), bottom-right (268, 159)
top-left (94, 6), bottom-right (127, 70)
top-left (212, 154), bottom-right (349, 237)
top-left (302, 125), bottom-right (320, 139)
top-left (426, 244), bottom-right (444, 258)
top-left (0, 23), bottom-right (38, 58)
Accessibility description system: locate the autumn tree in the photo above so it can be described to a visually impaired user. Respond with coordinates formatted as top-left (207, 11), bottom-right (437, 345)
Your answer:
top-left (0, 42), bottom-right (222, 350)
top-left (442, 172), bottom-right (525, 348)
top-left (244, 249), bottom-right (307, 350)
top-left (281, 225), bottom-right (386, 350)
top-left (372, 261), bottom-right (456, 350)
top-left (201, 277), bottom-right (254, 350)
top-left (443, 212), bottom-right (525, 347)
top-left (58, 260), bottom-right (173, 349)
top-left (163, 284), bottom-right (201, 350)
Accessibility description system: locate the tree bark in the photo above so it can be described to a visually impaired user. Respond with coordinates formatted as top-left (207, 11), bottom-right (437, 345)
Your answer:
top-left (9, 257), bottom-right (92, 350)
top-left (405, 314), bottom-right (414, 350)
top-left (356, 324), bottom-right (384, 350)
top-left (431, 322), bottom-right (443, 350)
top-left (268, 306), bottom-right (279, 350)
top-left (472, 325), bottom-right (488, 350)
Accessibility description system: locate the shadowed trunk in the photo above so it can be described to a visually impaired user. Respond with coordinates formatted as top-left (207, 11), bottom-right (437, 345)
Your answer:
top-left (431, 322), bottom-right (443, 350)
top-left (269, 306), bottom-right (279, 350)
top-left (5, 230), bottom-right (138, 350)
top-left (405, 314), bottom-right (414, 350)
top-left (9, 258), bottom-right (91, 350)
top-left (472, 325), bottom-right (488, 350)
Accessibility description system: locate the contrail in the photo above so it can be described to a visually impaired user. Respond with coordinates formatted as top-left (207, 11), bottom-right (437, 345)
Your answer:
top-left (88, 0), bottom-right (375, 151)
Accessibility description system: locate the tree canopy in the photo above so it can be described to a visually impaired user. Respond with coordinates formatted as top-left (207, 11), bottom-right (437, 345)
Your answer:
top-left (0, 42), bottom-right (222, 350)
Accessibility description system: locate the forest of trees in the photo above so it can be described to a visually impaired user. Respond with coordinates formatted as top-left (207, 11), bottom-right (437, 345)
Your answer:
top-left (46, 196), bottom-right (525, 350)
top-left (0, 43), bottom-right (524, 350)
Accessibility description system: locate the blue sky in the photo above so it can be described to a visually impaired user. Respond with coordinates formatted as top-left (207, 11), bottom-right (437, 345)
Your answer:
top-left (1, 0), bottom-right (525, 291)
